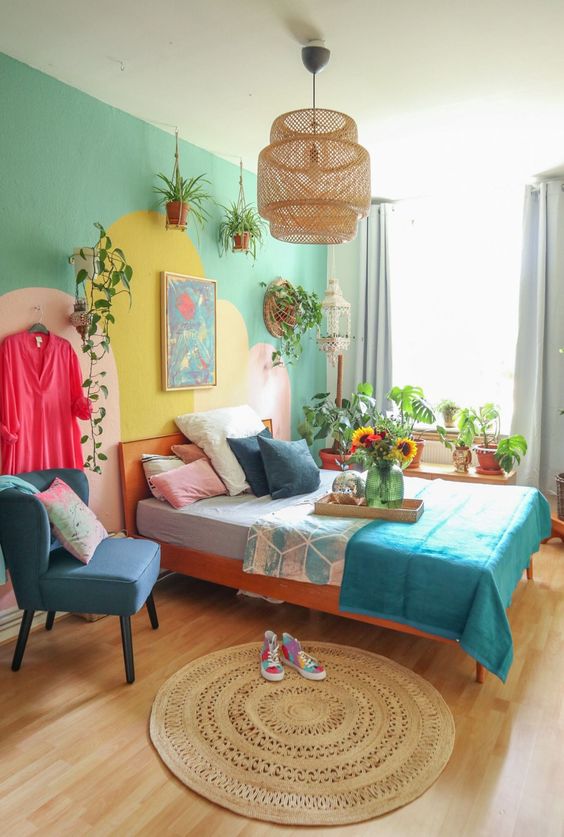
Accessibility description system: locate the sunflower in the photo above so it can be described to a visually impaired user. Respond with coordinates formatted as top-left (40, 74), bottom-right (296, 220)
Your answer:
top-left (396, 438), bottom-right (418, 461)
top-left (351, 426), bottom-right (375, 448)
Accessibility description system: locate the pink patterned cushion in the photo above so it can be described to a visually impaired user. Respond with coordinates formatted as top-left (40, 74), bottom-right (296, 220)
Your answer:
top-left (150, 459), bottom-right (227, 509)
top-left (170, 443), bottom-right (210, 465)
top-left (36, 478), bottom-right (107, 565)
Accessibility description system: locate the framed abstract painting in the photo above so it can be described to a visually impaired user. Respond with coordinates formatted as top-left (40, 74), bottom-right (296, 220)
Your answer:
top-left (161, 272), bottom-right (217, 390)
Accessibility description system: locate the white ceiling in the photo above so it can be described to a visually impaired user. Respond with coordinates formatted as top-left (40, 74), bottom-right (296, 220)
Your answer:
top-left (2, 0), bottom-right (564, 198)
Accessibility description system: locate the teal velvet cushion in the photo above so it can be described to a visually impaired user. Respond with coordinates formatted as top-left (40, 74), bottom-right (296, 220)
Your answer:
top-left (227, 428), bottom-right (272, 497)
top-left (257, 436), bottom-right (320, 500)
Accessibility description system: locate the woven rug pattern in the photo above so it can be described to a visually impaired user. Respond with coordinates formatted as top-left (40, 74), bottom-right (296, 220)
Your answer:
top-left (150, 642), bottom-right (455, 825)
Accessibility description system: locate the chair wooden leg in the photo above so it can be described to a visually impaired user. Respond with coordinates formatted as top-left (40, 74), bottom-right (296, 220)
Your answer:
top-left (12, 610), bottom-right (35, 671)
top-left (119, 616), bottom-right (135, 684)
top-left (45, 611), bottom-right (56, 630)
top-left (146, 592), bottom-right (159, 630)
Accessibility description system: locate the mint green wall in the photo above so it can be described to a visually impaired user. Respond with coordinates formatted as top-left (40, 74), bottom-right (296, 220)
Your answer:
top-left (0, 52), bottom-right (327, 435)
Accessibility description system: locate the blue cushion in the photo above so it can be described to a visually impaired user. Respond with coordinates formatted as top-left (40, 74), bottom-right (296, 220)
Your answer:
top-left (257, 436), bottom-right (320, 500)
top-left (40, 537), bottom-right (160, 616)
top-left (227, 428), bottom-right (272, 497)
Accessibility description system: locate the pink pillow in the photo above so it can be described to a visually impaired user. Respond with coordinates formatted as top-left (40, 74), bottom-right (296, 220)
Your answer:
top-left (150, 459), bottom-right (227, 509)
top-left (171, 443), bottom-right (210, 465)
top-left (36, 478), bottom-right (107, 565)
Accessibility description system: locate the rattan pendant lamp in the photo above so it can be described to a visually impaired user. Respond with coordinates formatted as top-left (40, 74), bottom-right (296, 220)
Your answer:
top-left (257, 41), bottom-right (371, 244)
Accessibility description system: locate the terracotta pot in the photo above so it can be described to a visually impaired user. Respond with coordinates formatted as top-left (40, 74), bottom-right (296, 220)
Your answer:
top-left (475, 445), bottom-right (502, 474)
top-left (452, 445), bottom-right (472, 473)
top-left (406, 438), bottom-right (425, 469)
top-left (319, 448), bottom-right (355, 471)
top-left (232, 231), bottom-right (251, 252)
top-left (166, 201), bottom-right (189, 227)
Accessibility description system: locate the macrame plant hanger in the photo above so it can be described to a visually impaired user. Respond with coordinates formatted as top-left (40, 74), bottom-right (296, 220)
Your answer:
top-left (167, 129), bottom-right (187, 231)
top-left (232, 159), bottom-right (250, 252)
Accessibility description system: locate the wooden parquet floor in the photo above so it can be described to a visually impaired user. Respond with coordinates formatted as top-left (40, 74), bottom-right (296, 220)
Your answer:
top-left (0, 541), bottom-right (563, 837)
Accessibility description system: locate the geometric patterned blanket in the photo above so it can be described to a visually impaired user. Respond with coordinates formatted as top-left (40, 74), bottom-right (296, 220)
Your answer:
top-left (242, 500), bottom-right (367, 586)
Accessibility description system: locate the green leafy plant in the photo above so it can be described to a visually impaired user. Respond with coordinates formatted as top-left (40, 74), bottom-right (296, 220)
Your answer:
top-left (75, 223), bottom-right (133, 474)
top-left (496, 435), bottom-right (528, 472)
top-left (436, 398), bottom-right (459, 425)
top-left (437, 403), bottom-right (528, 473)
top-left (154, 172), bottom-right (212, 232)
top-left (386, 385), bottom-right (436, 435)
top-left (218, 201), bottom-right (265, 261)
top-left (298, 383), bottom-right (377, 460)
top-left (262, 281), bottom-right (322, 366)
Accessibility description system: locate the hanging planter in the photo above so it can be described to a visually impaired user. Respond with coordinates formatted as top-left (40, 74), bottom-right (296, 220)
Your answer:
top-left (218, 161), bottom-right (265, 261)
top-left (262, 278), bottom-right (322, 366)
top-left (154, 129), bottom-right (213, 233)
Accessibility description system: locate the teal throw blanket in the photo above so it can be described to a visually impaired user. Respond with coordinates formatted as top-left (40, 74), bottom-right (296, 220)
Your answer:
top-left (339, 479), bottom-right (551, 681)
top-left (0, 476), bottom-right (39, 584)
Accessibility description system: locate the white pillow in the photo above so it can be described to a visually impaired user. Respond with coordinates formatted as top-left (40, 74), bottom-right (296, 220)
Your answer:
top-left (142, 454), bottom-right (184, 501)
top-left (175, 405), bottom-right (265, 495)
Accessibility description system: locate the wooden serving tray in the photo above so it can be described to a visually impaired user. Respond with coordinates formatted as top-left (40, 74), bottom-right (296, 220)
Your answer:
top-left (314, 494), bottom-right (424, 523)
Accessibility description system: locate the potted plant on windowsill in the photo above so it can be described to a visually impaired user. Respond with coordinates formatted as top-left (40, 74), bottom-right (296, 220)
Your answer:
top-left (439, 403), bottom-right (528, 474)
top-left (298, 383), bottom-right (377, 470)
top-left (219, 202), bottom-right (265, 261)
top-left (386, 385), bottom-right (436, 469)
top-left (436, 399), bottom-right (459, 428)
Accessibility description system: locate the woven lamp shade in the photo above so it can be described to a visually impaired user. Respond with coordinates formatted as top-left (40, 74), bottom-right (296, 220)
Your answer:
top-left (258, 108), bottom-right (371, 244)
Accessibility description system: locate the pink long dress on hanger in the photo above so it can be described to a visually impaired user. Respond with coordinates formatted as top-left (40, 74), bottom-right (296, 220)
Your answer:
top-left (0, 331), bottom-right (92, 475)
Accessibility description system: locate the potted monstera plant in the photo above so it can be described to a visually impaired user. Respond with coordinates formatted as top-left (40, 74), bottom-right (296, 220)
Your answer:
top-left (386, 385), bottom-right (436, 468)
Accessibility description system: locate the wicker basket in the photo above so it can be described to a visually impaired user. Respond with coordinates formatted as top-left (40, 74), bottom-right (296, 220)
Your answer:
top-left (556, 473), bottom-right (564, 520)
top-left (263, 278), bottom-right (297, 337)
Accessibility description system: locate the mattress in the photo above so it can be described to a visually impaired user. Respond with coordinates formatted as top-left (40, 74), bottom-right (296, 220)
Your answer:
top-left (136, 470), bottom-right (337, 560)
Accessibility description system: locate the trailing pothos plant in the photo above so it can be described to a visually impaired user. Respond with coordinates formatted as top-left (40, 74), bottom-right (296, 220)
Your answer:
top-left (261, 281), bottom-right (322, 366)
top-left (75, 222), bottom-right (133, 474)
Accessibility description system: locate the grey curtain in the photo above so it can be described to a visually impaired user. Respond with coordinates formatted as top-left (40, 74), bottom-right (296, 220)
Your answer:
top-left (511, 182), bottom-right (564, 496)
top-left (353, 203), bottom-right (393, 411)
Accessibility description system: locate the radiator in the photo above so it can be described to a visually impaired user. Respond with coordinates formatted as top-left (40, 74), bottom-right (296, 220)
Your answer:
top-left (421, 439), bottom-right (477, 467)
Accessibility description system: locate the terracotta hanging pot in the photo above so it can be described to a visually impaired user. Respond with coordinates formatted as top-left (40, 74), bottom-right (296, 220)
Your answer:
top-left (232, 232), bottom-right (251, 252)
top-left (406, 438), bottom-right (425, 469)
top-left (475, 445), bottom-right (502, 474)
top-left (166, 201), bottom-right (189, 228)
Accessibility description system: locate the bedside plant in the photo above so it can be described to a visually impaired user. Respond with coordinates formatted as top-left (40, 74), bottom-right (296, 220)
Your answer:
top-left (218, 201), bottom-right (265, 261)
top-left (438, 404), bottom-right (527, 474)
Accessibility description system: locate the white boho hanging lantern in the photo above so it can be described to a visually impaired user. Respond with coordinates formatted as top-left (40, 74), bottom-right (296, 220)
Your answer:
top-left (316, 277), bottom-right (351, 367)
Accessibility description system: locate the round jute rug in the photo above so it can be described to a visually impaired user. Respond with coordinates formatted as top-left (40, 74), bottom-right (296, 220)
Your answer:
top-left (149, 642), bottom-right (455, 826)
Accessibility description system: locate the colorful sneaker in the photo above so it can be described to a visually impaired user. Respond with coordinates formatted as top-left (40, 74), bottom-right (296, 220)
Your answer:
top-left (260, 631), bottom-right (284, 682)
top-left (281, 633), bottom-right (326, 680)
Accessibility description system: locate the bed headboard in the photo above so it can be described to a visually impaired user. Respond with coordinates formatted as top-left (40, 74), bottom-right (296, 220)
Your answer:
top-left (118, 418), bottom-right (273, 536)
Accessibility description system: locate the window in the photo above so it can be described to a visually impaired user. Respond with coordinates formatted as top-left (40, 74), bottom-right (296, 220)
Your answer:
top-left (388, 186), bottom-right (524, 431)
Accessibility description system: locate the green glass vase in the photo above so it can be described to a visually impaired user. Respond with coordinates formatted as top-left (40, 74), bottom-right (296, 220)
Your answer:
top-left (365, 462), bottom-right (404, 509)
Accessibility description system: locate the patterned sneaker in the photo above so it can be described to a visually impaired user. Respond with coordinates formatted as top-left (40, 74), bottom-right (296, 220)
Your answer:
top-left (260, 630), bottom-right (284, 682)
top-left (281, 633), bottom-right (326, 680)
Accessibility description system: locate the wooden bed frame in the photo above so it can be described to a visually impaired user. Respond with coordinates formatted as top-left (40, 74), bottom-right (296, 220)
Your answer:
top-left (118, 426), bottom-right (535, 684)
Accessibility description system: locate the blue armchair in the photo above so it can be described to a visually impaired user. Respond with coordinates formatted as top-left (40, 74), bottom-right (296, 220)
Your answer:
top-left (0, 468), bottom-right (161, 683)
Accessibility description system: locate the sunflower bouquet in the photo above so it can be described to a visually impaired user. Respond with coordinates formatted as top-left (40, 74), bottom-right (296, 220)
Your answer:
top-left (350, 424), bottom-right (417, 470)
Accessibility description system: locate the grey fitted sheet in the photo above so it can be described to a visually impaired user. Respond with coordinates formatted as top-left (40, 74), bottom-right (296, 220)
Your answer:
top-left (136, 470), bottom-right (336, 560)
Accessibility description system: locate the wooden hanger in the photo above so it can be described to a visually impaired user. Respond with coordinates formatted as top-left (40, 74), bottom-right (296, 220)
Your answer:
top-left (28, 305), bottom-right (49, 334)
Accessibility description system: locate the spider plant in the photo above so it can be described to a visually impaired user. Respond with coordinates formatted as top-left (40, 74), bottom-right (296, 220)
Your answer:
top-left (218, 201), bottom-right (265, 261)
top-left (154, 172), bottom-right (213, 232)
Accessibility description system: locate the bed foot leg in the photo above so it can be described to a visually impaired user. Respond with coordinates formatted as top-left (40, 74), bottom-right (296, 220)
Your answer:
top-left (526, 559), bottom-right (533, 580)
top-left (475, 662), bottom-right (486, 684)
